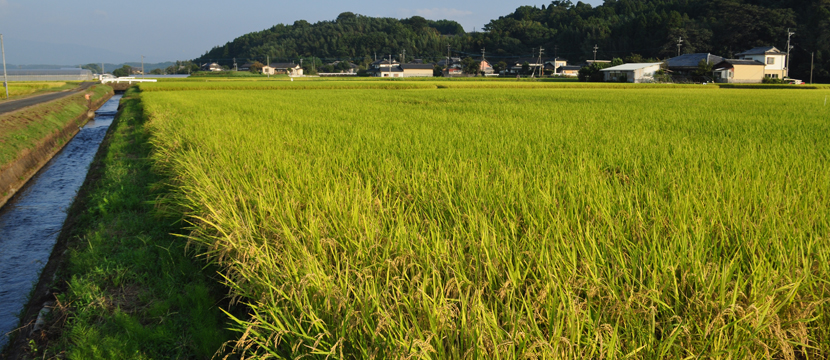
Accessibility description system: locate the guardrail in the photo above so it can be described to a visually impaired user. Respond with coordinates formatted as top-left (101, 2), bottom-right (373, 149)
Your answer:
top-left (100, 77), bottom-right (158, 84)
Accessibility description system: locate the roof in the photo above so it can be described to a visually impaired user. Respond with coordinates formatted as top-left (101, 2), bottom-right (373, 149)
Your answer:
top-left (545, 57), bottom-right (568, 62)
top-left (667, 53), bottom-right (723, 68)
top-left (559, 65), bottom-right (582, 71)
top-left (372, 59), bottom-right (399, 65)
top-left (400, 64), bottom-right (434, 70)
top-left (714, 59), bottom-right (766, 68)
top-left (736, 46), bottom-right (783, 56)
top-left (269, 63), bottom-right (300, 69)
top-left (512, 58), bottom-right (543, 65)
top-left (600, 62), bottom-right (663, 71)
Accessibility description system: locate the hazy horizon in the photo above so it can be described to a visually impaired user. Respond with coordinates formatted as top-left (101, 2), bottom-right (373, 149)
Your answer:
top-left (0, 0), bottom-right (603, 65)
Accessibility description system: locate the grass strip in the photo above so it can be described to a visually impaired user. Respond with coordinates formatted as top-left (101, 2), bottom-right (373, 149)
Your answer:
top-left (15, 88), bottom-right (233, 359)
top-left (0, 84), bottom-right (111, 168)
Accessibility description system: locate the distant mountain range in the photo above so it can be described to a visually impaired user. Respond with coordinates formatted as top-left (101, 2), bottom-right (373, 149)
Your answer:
top-left (0, 37), bottom-right (172, 70)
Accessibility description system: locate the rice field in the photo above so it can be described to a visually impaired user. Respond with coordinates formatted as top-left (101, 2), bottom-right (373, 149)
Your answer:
top-left (140, 82), bottom-right (830, 359)
top-left (1, 81), bottom-right (78, 98)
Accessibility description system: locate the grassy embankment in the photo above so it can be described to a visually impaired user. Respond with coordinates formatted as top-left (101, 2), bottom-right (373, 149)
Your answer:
top-left (138, 82), bottom-right (830, 358)
top-left (14, 88), bottom-right (233, 359)
top-left (0, 82), bottom-right (82, 100)
top-left (0, 84), bottom-right (110, 173)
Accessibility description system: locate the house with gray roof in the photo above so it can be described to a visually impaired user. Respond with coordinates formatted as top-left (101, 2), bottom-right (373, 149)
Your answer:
top-left (667, 53), bottom-right (723, 74)
top-left (263, 63), bottom-right (303, 76)
top-left (600, 62), bottom-right (663, 82)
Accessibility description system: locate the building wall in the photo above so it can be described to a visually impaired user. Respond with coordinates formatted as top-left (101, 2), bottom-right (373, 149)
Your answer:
top-left (731, 65), bottom-right (764, 83)
top-left (742, 54), bottom-right (787, 78)
top-left (402, 69), bottom-right (433, 77)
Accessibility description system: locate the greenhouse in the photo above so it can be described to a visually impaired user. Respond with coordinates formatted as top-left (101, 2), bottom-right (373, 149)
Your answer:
top-left (2, 68), bottom-right (94, 81)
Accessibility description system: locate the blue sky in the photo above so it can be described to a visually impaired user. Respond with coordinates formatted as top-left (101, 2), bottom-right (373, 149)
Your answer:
top-left (0, 0), bottom-right (603, 65)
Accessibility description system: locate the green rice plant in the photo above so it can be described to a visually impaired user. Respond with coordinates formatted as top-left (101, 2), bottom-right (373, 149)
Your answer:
top-left (142, 84), bottom-right (830, 359)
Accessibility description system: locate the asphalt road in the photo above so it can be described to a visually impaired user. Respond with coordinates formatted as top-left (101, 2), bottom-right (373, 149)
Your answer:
top-left (0, 82), bottom-right (97, 115)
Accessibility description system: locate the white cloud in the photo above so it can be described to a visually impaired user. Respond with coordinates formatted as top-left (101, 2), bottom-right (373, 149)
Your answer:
top-left (397, 7), bottom-right (473, 20)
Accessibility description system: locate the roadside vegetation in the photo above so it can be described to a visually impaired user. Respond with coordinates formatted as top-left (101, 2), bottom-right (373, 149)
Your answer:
top-left (23, 88), bottom-right (233, 359)
top-left (0, 84), bottom-right (111, 168)
top-left (139, 82), bottom-right (830, 358)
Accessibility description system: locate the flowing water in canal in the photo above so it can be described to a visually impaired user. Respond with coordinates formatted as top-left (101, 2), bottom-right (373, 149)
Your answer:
top-left (0, 94), bottom-right (122, 348)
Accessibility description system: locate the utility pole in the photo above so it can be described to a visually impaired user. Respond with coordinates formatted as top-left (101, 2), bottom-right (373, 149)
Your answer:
top-left (554, 45), bottom-right (558, 59)
top-left (402, 49), bottom-right (406, 64)
top-left (1, 34), bottom-right (7, 100)
top-left (266, 56), bottom-right (270, 78)
top-left (593, 44), bottom-right (598, 62)
top-left (536, 47), bottom-right (544, 77)
top-left (447, 44), bottom-right (451, 75)
top-left (233, 57), bottom-right (237, 71)
top-left (810, 52), bottom-right (814, 84)
top-left (141, 55), bottom-right (145, 79)
top-left (101, 62), bottom-right (104, 76)
top-left (676, 36), bottom-right (683, 57)
top-left (388, 54), bottom-right (391, 77)
top-left (786, 28), bottom-right (795, 79)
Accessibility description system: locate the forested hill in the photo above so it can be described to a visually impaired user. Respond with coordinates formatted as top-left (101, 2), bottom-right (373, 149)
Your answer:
top-left (196, 0), bottom-right (829, 81)
top-left (196, 13), bottom-right (469, 65)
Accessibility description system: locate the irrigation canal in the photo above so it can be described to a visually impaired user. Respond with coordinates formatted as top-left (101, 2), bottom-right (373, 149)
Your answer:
top-left (0, 94), bottom-right (122, 348)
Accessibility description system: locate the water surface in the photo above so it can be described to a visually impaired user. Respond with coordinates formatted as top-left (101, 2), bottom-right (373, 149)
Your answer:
top-left (0, 95), bottom-right (122, 348)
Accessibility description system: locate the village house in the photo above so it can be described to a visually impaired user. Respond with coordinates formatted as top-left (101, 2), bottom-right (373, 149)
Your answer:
top-left (736, 46), bottom-right (788, 79)
top-left (711, 59), bottom-right (765, 83)
top-left (327, 60), bottom-right (360, 73)
top-left (480, 60), bottom-right (495, 75)
top-left (263, 63), bottom-right (303, 76)
top-left (667, 53), bottom-right (723, 76)
top-left (507, 58), bottom-right (544, 75)
top-left (201, 62), bottom-right (223, 72)
top-left (558, 65), bottom-right (581, 77)
top-left (600, 62), bottom-right (662, 83)
top-left (544, 58), bottom-right (568, 73)
top-left (370, 59), bottom-right (403, 77)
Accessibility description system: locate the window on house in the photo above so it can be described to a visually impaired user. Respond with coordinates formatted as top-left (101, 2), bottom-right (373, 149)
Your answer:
top-left (767, 57), bottom-right (775, 65)
top-left (765, 74), bottom-right (779, 79)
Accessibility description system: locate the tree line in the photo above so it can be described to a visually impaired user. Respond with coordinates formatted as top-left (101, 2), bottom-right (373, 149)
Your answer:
top-left (194, 0), bottom-right (828, 81)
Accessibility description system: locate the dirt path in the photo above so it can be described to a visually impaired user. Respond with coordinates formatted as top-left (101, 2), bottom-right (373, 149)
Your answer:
top-left (0, 82), bottom-right (97, 115)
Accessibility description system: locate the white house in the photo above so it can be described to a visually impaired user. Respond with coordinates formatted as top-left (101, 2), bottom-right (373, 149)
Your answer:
top-left (736, 46), bottom-right (787, 79)
top-left (600, 62), bottom-right (663, 83)
top-left (263, 63), bottom-right (303, 76)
